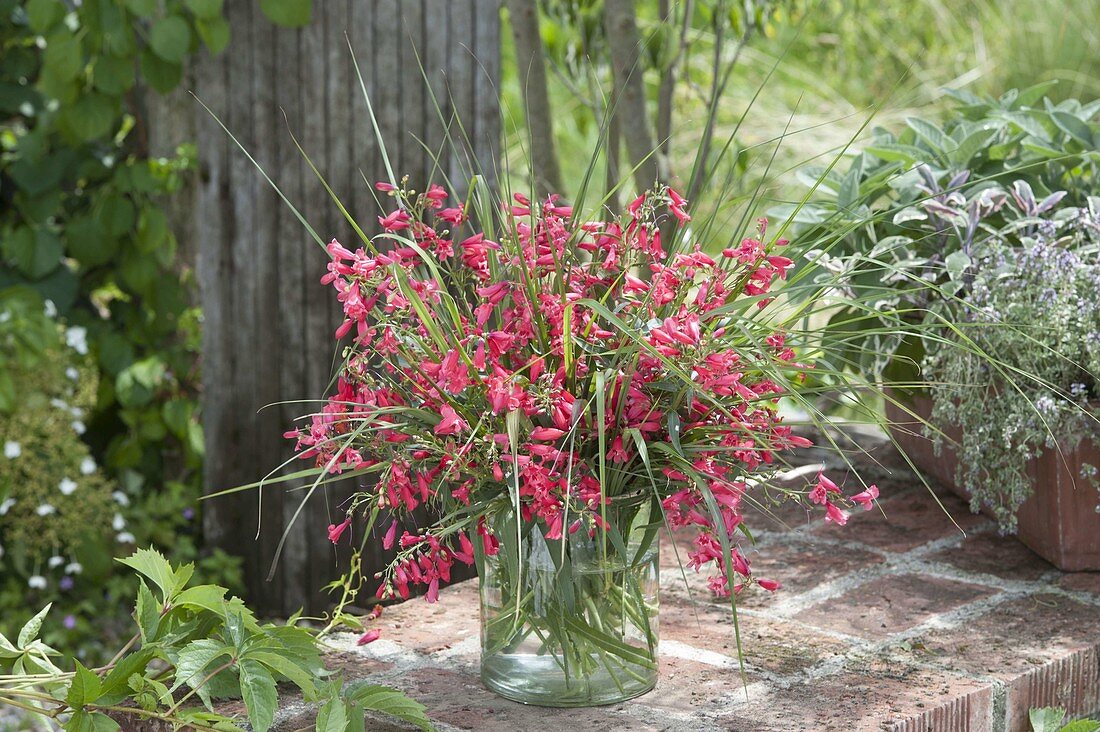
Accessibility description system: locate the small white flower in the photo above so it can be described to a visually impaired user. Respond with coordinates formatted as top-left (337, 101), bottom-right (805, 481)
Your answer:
top-left (65, 562), bottom-right (82, 575)
top-left (71, 421), bottom-right (86, 435)
top-left (116, 532), bottom-right (136, 544)
top-left (4, 441), bottom-right (21, 459)
top-left (111, 491), bottom-right (130, 507)
top-left (112, 513), bottom-right (126, 531)
top-left (0, 498), bottom-right (15, 515)
top-left (0, 310), bottom-right (10, 324)
top-left (44, 299), bottom-right (58, 318)
top-left (48, 556), bottom-right (64, 569)
top-left (28, 575), bottom-right (47, 590)
top-left (65, 326), bottom-right (88, 355)
top-left (66, 367), bottom-right (80, 381)
top-left (80, 457), bottom-right (96, 475)
top-left (59, 478), bottom-right (78, 496)
top-left (50, 398), bottom-right (70, 411)
top-left (36, 504), bottom-right (56, 517)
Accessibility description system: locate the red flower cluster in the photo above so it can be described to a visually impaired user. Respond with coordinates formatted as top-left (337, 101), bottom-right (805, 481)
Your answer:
top-left (287, 181), bottom-right (877, 604)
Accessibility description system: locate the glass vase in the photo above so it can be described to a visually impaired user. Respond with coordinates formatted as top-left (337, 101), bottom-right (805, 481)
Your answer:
top-left (478, 500), bottom-right (660, 707)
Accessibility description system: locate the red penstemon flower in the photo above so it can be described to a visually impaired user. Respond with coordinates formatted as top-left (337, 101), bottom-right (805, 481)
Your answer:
top-left (285, 184), bottom-right (875, 603)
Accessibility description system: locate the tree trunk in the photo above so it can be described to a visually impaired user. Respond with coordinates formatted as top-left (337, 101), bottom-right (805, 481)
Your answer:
top-left (604, 0), bottom-right (661, 194)
top-left (505, 0), bottom-right (562, 198)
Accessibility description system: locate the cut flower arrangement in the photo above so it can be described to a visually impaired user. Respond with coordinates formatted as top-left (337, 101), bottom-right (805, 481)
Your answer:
top-left (280, 180), bottom-right (880, 706)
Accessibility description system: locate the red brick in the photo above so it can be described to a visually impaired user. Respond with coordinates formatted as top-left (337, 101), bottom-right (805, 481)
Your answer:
top-left (398, 667), bottom-right (669, 731)
top-left (638, 656), bottom-right (757, 717)
top-left (376, 579), bottom-right (480, 654)
top-left (904, 594), bottom-right (1100, 675)
top-left (793, 573), bottom-right (996, 639)
top-left (718, 660), bottom-right (992, 731)
top-left (1002, 646), bottom-right (1100, 732)
top-left (901, 594), bottom-right (1100, 730)
top-left (660, 600), bottom-right (853, 677)
top-left (1058, 571), bottom-right (1100, 598)
top-left (926, 531), bottom-right (1053, 581)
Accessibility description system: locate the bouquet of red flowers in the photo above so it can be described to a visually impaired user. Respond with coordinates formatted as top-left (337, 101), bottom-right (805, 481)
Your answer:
top-left (284, 179), bottom-right (877, 705)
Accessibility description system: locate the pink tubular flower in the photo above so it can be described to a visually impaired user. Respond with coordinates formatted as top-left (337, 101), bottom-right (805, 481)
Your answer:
top-left (824, 502), bottom-right (849, 526)
top-left (667, 188), bottom-right (691, 225)
top-left (328, 517), bottom-right (352, 544)
top-left (851, 484), bottom-right (880, 511)
top-left (437, 207), bottom-right (466, 225)
top-left (378, 209), bottom-right (411, 231)
top-left (530, 427), bottom-right (566, 441)
top-left (356, 629), bottom-right (381, 645)
top-left (434, 404), bottom-right (468, 436)
top-left (382, 519), bottom-right (399, 550)
top-left (289, 173), bottom-right (860, 610)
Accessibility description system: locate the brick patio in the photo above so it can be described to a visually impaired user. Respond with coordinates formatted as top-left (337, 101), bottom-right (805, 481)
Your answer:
top-left (273, 429), bottom-right (1100, 732)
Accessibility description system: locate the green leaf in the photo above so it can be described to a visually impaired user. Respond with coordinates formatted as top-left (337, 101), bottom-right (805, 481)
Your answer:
top-left (17, 604), bottom-right (51, 647)
top-left (93, 54), bottom-right (136, 95)
top-left (1051, 111), bottom-right (1095, 147)
top-left (136, 206), bottom-right (169, 252)
top-left (116, 357), bottom-right (167, 408)
top-left (666, 411), bottom-right (684, 457)
top-left (66, 216), bottom-right (117, 267)
top-left (135, 579), bottom-right (162, 642)
top-left (1034, 708), bottom-right (1078, 732)
top-left (101, 195), bottom-right (137, 237)
top-left (196, 16), bottom-right (231, 54)
top-left (343, 682), bottom-right (434, 732)
top-left (174, 584), bottom-right (229, 615)
top-left (1031, 707), bottom-right (1067, 732)
top-left (260, 0), bottom-right (312, 27)
top-left (223, 610), bottom-right (246, 651)
top-left (238, 659), bottom-right (278, 732)
top-left (944, 250), bottom-right (971, 281)
top-left (117, 547), bottom-right (178, 601)
top-left (65, 711), bottom-right (121, 732)
top-left (2, 226), bottom-right (62, 279)
top-left (150, 16), bottom-right (192, 63)
top-left (67, 661), bottom-right (103, 708)
top-left (174, 638), bottom-right (234, 709)
top-left (99, 648), bottom-right (155, 704)
top-left (1060, 722), bottom-right (1100, 732)
top-left (906, 117), bottom-right (949, 153)
top-left (26, 0), bottom-right (64, 32)
top-left (140, 48), bottom-right (183, 94)
top-left (949, 127), bottom-right (998, 168)
top-left (60, 92), bottom-right (118, 142)
top-left (123, 0), bottom-right (158, 17)
top-left (316, 696), bottom-right (348, 732)
top-left (185, 0), bottom-right (224, 19)
top-left (42, 34), bottom-right (84, 83)
top-left (248, 651), bottom-right (317, 699)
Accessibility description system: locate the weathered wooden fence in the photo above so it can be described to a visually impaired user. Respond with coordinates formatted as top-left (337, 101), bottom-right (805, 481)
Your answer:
top-left (193, 1), bottom-right (500, 616)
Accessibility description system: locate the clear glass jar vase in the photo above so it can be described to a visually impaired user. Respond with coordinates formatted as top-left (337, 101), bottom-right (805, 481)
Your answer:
top-left (478, 500), bottom-right (660, 707)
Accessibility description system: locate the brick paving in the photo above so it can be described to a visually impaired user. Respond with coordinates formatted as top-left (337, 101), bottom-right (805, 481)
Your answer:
top-left (271, 430), bottom-right (1100, 732)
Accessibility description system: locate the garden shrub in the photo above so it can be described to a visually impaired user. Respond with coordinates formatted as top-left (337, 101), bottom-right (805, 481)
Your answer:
top-left (782, 85), bottom-right (1100, 379)
top-left (0, 0), bottom-right (249, 661)
top-left (0, 289), bottom-right (243, 661)
top-left (919, 190), bottom-right (1100, 530)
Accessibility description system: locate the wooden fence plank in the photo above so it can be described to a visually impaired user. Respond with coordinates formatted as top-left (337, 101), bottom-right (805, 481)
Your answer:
top-left (194, 2), bottom-right (500, 615)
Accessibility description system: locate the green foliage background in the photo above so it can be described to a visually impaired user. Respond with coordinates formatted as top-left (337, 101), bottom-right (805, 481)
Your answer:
top-left (0, 0), bottom-right (310, 661)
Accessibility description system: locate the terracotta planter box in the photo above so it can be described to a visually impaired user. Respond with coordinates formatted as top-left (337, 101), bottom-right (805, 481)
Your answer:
top-left (884, 391), bottom-right (1100, 571)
